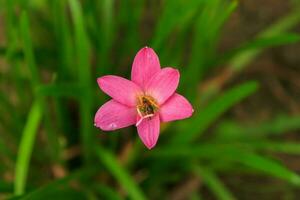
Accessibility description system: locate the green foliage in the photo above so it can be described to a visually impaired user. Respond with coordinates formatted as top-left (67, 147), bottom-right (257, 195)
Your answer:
top-left (171, 81), bottom-right (258, 144)
top-left (1, 0), bottom-right (300, 199)
top-left (14, 100), bottom-right (43, 195)
top-left (15, 167), bottom-right (97, 199)
top-left (96, 146), bottom-right (146, 200)
top-left (69, 0), bottom-right (94, 163)
top-left (195, 167), bottom-right (236, 200)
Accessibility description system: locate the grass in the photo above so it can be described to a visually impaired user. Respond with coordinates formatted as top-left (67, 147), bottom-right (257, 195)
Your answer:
top-left (1, 0), bottom-right (300, 199)
top-left (14, 100), bottom-right (42, 195)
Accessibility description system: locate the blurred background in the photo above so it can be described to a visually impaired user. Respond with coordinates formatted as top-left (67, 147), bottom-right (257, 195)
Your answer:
top-left (1, 0), bottom-right (300, 199)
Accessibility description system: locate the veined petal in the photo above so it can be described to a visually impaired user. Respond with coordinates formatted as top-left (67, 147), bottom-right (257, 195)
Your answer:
top-left (97, 75), bottom-right (142, 106)
top-left (145, 67), bottom-right (179, 105)
top-left (131, 47), bottom-right (161, 88)
top-left (159, 93), bottom-right (194, 122)
top-left (137, 115), bottom-right (160, 149)
top-left (94, 100), bottom-right (137, 131)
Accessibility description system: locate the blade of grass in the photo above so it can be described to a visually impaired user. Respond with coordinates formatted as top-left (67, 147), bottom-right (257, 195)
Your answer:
top-left (247, 141), bottom-right (300, 155)
top-left (94, 183), bottom-right (122, 200)
top-left (215, 114), bottom-right (300, 141)
top-left (0, 92), bottom-right (22, 136)
top-left (18, 167), bottom-right (97, 200)
top-left (152, 143), bottom-right (237, 159)
top-left (229, 9), bottom-right (300, 71)
top-left (189, 193), bottom-right (204, 200)
top-left (68, 0), bottom-right (91, 85)
top-left (69, 0), bottom-right (94, 163)
top-left (218, 33), bottom-right (300, 66)
top-left (20, 11), bottom-right (60, 162)
top-left (116, 0), bottom-right (144, 71)
top-left (202, 9), bottom-right (300, 101)
top-left (96, 0), bottom-right (115, 74)
top-left (5, 0), bottom-right (26, 107)
top-left (171, 81), bottom-right (258, 144)
top-left (236, 33), bottom-right (300, 51)
top-left (35, 83), bottom-right (83, 98)
top-left (14, 188), bottom-right (87, 200)
top-left (154, 144), bottom-right (300, 186)
top-left (0, 181), bottom-right (13, 193)
top-left (14, 99), bottom-right (43, 195)
top-left (96, 146), bottom-right (146, 200)
top-left (234, 152), bottom-right (300, 186)
top-left (184, 0), bottom-right (238, 99)
top-left (50, 0), bottom-right (75, 152)
top-left (194, 166), bottom-right (236, 200)
top-left (0, 137), bottom-right (13, 162)
top-left (52, 0), bottom-right (74, 78)
top-left (20, 11), bottom-right (39, 87)
top-left (152, 0), bottom-right (205, 50)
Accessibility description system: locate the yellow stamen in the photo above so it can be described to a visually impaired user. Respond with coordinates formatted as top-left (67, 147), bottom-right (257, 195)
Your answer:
top-left (136, 95), bottom-right (159, 118)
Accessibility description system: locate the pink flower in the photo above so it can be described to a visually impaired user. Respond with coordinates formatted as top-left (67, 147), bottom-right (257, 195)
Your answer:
top-left (94, 47), bottom-right (194, 149)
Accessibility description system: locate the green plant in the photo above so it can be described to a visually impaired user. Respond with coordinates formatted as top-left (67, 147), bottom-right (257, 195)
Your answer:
top-left (1, 0), bottom-right (300, 199)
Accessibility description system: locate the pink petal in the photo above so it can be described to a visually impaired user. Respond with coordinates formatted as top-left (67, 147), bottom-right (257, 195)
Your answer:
top-left (97, 75), bottom-right (142, 106)
top-left (94, 100), bottom-right (137, 131)
top-left (145, 67), bottom-right (180, 105)
top-left (137, 115), bottom-right (160, 149)
top-left (131, 47), bottom-right (161, 88)
top-left (159, 93), bottom-right (194, 122)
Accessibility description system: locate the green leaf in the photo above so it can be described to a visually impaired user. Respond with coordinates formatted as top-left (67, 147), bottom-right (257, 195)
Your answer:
top-left (0, 92), bottom-right (22, 134)
top-left (96, 146), bottom-right (146, 200)
top-left (0, 181), bottom-right (13, 193)
top-left (233, 152), bottom-right (300, 186)
top-left (116, 0), bottom-right (145, 66)
top-left (68, 0), bottom-right (91, 85)
top-left (0, 135), bottom-right (14, 162)
top-left (21, 188), bottom-right (86, 200)
top-left (171, 81), bottom-right (258, 144)
top-left (152, 143), bottom-right (237, 159)
top-left (228, 9), bottom-right (300, 71)
top-left (220, 33), bottom-right (300, 65)
top-left (14, 100), bottom-right (43, 195)
top-left (51, 0), bottom-right (74, 77)
top-left (17, 168), bottom-right (96, 200)
top-left (184, 0), bottom-right (238, 96)
top-left (216, 115), bottom-right (300, 141)
top-left (248, 141), bottom-right (300, 155)
top-left (154, 144), bottom-right (300, 186)
top-left (20, 10), bottom-right (60, 162)
top-left (20, 11), bottom-right (39, 87)
top-left (98, 0), bottom-right (115, 73)
top-left (69, 0), bottom-right (94, 163)
top-left (94, 184), bottom-right (122, 200)
top-left (100, 0), bottom-right (115, 52)
top-left (194, 166), bottom-right (236, 200)
top-left (240, 33), bottom-right (300, 50)
top-left (152, 0), bottom-right (204, 49)
top-left (35, 83), bottom-right (82, 98)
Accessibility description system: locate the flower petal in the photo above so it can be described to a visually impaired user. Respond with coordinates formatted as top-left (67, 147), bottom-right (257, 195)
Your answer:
top-left (145, 67), bottom-right (180, 104)
top-left (97, 75), bottom-right (142, 106)
top-left (131, 47), bottom-right (161, 88)
top-left (137, 115), bottom-right (160, 149)
top-left (159, 93), bottom-right (194, 122)
top-left (94, 100), bottom-right (137, 131)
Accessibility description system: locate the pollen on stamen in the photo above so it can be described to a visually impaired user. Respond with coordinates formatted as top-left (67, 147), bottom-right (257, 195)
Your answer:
top-left (136, 95), bottom-right (159, 119)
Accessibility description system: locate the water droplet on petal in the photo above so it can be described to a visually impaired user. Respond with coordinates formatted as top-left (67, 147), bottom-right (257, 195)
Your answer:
top-left (109, 123), bottom-right (117, 129)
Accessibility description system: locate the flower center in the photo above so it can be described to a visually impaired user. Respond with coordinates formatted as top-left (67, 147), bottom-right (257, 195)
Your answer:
top-left (136, 95), bottom-right (159, 118)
